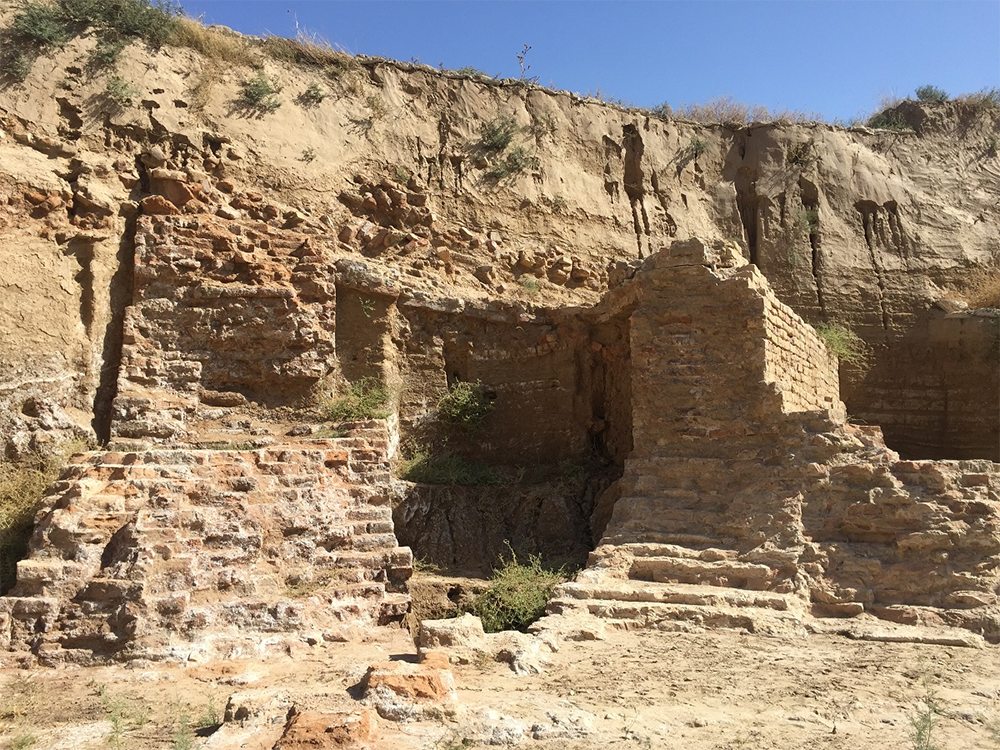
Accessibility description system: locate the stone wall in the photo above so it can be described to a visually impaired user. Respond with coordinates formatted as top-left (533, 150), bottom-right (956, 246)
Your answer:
top-left (112, 215), bottom-right (338, 442)
top-left (0, 420), bottom-right (412, 665)
top-left (761, 293), bottom-right (842, 417)
top-left (564, 238), bottom-right (1000, 637)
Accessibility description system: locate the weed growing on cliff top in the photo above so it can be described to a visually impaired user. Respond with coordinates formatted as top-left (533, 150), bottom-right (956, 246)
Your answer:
top-left (168, 16), bottom-right (254, 66)
top-left (326, 377), bottom-right (391, 422)
top-left (915, 85), bottom-right (949, 104)
top-left (815, 322), bottom-right (869, 369)
top-left (437, 380), bottom-right (494, 434)
top-left (238, 71), bottom-right (282, 114)
top-left (467, 545), bottom-right (567, 632)
top-left (10, 1), bottom-right (70, 47)
top-left (480, 114), bottom-right (518, 151)
top-left (60, 0), bottom-right (181, 46)
top-left (665, 96), bottom-right (821, 126)
top-left (866, 109), bottom-right (914, 132)
top-left (453, 66), bottom-right (489, 78)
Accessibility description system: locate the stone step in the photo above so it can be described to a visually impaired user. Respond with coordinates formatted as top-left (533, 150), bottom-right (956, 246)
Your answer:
top-left (547, 597), bottom-right (805, 636)
top-left (628, 555), bottom-right (778, 590)
top-left (555, 580), bottom-right (797, 612)
top-left (601, 529), bottom-right (739, 548)
top-left (11, 560), bottom-right (94, 597)
top-left (317, 548), bottom-right (413, 570)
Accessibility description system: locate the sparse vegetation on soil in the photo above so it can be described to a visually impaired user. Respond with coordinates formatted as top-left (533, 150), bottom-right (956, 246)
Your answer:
top-left (238, 71), bottom-right (282, 114)
top-left (466, 546), bottom-right (568, 632)
top-left (326, 377), bottom-right (391, 422)
top-left (0, 445), bottom-right (82, 593)
top-left (437, 380), bottom-right (494, 434)
top-left (815, 322), bottom-right (869, 368)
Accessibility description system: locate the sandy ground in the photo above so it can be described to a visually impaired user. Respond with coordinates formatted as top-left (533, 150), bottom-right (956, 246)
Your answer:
top-left (3, 605), bottom-right (1000, 750)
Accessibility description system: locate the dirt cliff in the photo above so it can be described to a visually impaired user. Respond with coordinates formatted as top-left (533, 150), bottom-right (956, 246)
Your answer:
top-left (0, 5), bottom-right (997, 465)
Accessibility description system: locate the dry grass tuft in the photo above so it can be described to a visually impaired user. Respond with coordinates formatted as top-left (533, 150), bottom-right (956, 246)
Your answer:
top-left (167, 17), bottom-right (255, 66)
top-left (665, 96), bottom-right (822, 126)
top-left (966, 268), bottom-right (1000, 309)
top-left (260, 29), bottom-right (359, 79)
top-left (0, 449), bottom-right (76, 593)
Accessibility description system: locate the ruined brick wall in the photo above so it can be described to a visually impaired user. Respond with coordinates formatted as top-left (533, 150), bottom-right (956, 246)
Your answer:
top-left (582, 239), bottom-right (1000, 636)
top-left (618, 239), bottom-right (843, 464)
top-left (1, 422), bottom-right (412, 665)
top-left (115, 216), bottom-right (336, 433)
top-left (760, 292), bottom-right (842, 416)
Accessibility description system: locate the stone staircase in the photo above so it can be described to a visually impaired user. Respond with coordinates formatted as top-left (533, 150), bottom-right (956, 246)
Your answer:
top-left (546, 541), bottom-right (807, 637)
top-left (1, 420), bottom-right (413, 665)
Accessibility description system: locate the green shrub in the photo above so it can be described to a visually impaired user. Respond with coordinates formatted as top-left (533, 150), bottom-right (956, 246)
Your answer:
top-left (9, 732), bottom-right (37, 750)
top-left (297, 81), bottom-right (326, 107)
top-left (454, 66), bottom-right (488, 78)
top-left (815, 322), bottom-right (869, 368)
top-left (486, 145), bottom-right (539, 180)
top-left (797, 207), bottom-right (819, 235)
top-left (89, 37), bottom-right (127, 67)
top-left (519, 276), bottom-right (541, 295)
top-left (437, 380), bottom-right (494, 434)
top-left (684, 136), bottom-right (708, 158)
top-left (480, 114), bottom-right (518, 151)
top-left (0, 51), bottom-right (35, 81)
top-left (238, 71), bottom-right (282, 114)
top-left (915, 85), bottom-right (948, 104)
top-left (468, 546), bottom-right (567, 632)
top-left (60, 0), bottom-right (180, 45)
top-left (104, 74), bottom-right (138, 105)
top-left (10, 1), bottom-right (70, 47)
top-left (867, 110), bottom-right (913, 131)
top-left (326, 377), bottom-right (391, 422)
top-left (0, 453), bottom-right (68, 593)
top-left (398, 449), bottom-right (501, 486)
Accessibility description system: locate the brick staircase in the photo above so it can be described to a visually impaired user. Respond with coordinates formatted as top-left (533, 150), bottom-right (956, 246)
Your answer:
top-left (0, 420), bottom-right (413, 665)
top-left (546, 541), bottom-right (807, 637)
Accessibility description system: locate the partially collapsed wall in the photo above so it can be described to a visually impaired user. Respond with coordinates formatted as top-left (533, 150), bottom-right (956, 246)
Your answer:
top-left (1, 420), bottom-right (412, 665)
top-left (4, 233), bottom-right (999, 663)
top-left (549, 239), bottom-right (1000, 638)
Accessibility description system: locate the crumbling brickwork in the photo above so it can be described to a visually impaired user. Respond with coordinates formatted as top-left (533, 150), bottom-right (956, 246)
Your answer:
top-left (0, 420), bottom-right (411, 665)
top-left (549, 239), bottom-right (1000, 638)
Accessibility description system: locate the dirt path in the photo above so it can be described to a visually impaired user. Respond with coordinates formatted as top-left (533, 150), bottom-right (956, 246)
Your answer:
top-left (3, 622), bottom-right (999, 750)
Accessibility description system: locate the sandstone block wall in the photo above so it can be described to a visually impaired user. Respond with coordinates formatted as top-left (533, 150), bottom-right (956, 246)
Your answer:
top-left (611, 239), bottom-right (845, 463)
top-left (112, 216), bottom-right (337, 441)
top-left (760, 292), bottom-right (842, 417)
top-left (0, 421), bottom-right (412, 665)
top-left (587, 239), bottom-right (1000, 636)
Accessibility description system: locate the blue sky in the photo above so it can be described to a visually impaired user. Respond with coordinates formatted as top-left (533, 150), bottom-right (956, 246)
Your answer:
top-left (178, 1), bottom-right (1000, 122)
